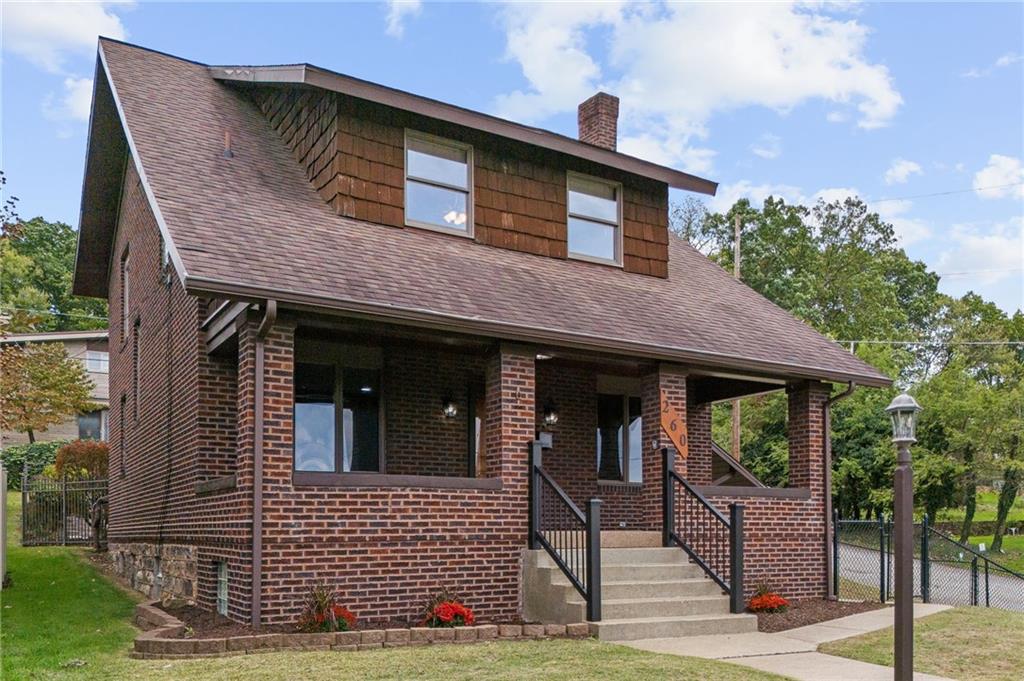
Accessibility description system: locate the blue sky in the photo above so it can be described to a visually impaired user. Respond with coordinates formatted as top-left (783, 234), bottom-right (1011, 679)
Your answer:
top-left (3, 1), bottom-right (1022, 314)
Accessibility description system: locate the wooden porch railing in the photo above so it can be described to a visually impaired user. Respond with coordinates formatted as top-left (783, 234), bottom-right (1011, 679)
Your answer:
top-left (662, 448), bottom-right (745, 613)
top-left (529, 441), bottom-right (602, 621)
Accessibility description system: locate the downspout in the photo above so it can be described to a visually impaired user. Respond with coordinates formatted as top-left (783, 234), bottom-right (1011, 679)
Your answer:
top-left (251, 300), bottom-right (277, 628)
top-left (825, 381), bottom-right (856, 600)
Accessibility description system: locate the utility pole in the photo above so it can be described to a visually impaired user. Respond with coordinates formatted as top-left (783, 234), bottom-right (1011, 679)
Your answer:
top-left (732, 214), bottom-right (742, 460)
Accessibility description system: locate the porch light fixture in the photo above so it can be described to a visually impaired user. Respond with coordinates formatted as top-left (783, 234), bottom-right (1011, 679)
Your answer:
top-left (536, 353), bottom-right (553, 361)
top-left (442, 397), bottom-right (458, 419)
top-left (543, 403), bottom-right (559, 427)
top-left (885, 392), bottom-right (922, 444)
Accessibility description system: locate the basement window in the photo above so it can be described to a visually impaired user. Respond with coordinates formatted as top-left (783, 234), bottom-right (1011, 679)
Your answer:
top-left (405, 131), bottom-right (473, 235)
top-left (568, 173), bottom-right (622, 265)
top-left (216, 561), bottom-right (228, 616)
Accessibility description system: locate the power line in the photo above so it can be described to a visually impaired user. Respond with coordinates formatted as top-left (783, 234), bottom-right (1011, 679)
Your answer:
top-left (0, 307), bottom-right (108, 321)
top-left (840, 340), bottom-right (1024, 346)
top-left (865, 181), bottom-right (1024, 204)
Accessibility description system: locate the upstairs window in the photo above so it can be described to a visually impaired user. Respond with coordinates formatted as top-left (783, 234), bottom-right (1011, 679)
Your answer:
top-left (405, 131), bottom-right (472, 235)
top-left (568, 173), bottom-right (621, 264)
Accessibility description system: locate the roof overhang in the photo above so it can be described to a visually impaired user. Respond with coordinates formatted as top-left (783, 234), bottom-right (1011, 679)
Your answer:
top-left (209, 64), bottom-right (718, 196)
top-left (183, 274), bottom-right (892, 388)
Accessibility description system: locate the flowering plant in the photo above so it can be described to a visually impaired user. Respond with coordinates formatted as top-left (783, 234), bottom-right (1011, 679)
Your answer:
top-left (748, 592), bottom-right (789, 613)
top-left (424, 600), bottom-right (475, 628)
top-left (298, 582), bottom-right (358, 632)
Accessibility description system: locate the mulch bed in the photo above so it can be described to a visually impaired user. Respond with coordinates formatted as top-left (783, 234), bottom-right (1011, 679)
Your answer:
top-left (158, 602), bottom-right (294, 638)
top-left (755, 598), bottom-right (885, 633)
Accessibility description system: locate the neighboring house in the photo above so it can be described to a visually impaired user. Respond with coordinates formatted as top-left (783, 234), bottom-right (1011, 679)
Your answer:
top-left (73, 39), bottom-right (890, 635)
top-left (0, 330), bottom-right (109, 446)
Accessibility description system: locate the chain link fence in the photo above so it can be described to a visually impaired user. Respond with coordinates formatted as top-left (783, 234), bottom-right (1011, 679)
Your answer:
top-left (835, 513), bottom-right (1024, 612)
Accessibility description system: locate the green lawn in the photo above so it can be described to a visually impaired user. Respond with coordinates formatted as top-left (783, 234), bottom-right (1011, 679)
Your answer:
top-left (0, 492), bottom-right (788, 680)
top-left (821, 607), bottom-right (1024, 681)
top-left (967, 534), bottom-right (1024, 574)
top-left (935, 490), bottom-right (1024, 525)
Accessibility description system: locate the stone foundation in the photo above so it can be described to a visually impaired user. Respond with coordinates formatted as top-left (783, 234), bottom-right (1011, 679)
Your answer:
top-left (109, 542), bottom-right (197, 601)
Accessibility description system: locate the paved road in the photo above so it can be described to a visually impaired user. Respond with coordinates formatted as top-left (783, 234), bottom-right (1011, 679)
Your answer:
top-left (838, 542), bottom-right (1024, 612)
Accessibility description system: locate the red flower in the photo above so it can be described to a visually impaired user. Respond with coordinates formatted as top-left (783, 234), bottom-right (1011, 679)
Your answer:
top-left (426, 601), bottom-right (475, 627)
top-left (748, 593), bottom-right (789, 613)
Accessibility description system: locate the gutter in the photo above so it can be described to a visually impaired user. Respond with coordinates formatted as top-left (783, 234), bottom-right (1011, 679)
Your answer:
top-left (825, 382), bottom-right (856, 600)
top-left (251, 300), bottom-right (277, 628)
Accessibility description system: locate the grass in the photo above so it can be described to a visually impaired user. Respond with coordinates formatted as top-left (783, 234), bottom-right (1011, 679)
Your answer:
top-left (821, 606), bottom-right (1024, 681)
top-left (0, 492), bottom-right (789, 680)
top-left (967, 534), bottom-right (1024, 574)
top-left (935, 490), bottom-right (1024, 525)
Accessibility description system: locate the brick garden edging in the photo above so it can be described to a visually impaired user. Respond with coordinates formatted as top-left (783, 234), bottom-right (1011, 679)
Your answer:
top-left (131, 602), bottom-right (592, 659)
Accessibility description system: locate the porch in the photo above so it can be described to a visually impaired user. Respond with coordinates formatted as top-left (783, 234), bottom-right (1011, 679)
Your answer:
top-left (200, 307), bottom-right (834, 629)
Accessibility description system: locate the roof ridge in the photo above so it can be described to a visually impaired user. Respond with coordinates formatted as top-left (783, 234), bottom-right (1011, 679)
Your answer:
top-left (97, 36), bottom-right (210, 67)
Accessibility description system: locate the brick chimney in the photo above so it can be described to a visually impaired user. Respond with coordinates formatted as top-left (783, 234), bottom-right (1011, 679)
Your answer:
top-left (577, 92), bottom-right (619, 151)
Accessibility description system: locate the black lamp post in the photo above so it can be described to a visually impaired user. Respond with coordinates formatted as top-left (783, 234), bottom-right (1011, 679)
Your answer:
top-left (885, 392), bottom-right (922, 681)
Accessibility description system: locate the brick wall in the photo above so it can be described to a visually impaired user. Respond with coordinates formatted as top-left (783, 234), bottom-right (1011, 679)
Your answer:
top-left (106, 159), bottom-right (252, 621)
top-left (686, 395), bottom-right (713, 486)
top-left (249, 337), bottom-right (535, 625)
top-left (244, 85), bottom-right (669, 277)
top-left (640, 365), bottom-right (688, 529)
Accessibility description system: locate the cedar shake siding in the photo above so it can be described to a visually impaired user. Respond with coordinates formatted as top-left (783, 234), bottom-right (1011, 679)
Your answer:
top-left (246, 85), bottom-right (669, 276)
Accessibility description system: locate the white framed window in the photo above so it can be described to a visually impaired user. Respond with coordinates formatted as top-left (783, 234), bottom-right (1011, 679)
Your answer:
top-left (86, 350), bottom-right (109, 373)
top-left (404, 130), bottom-right (473, 236)
top-left (567, 172), bottom-right (622, 265)
top-left (216, 561), bottom-right (228, 616)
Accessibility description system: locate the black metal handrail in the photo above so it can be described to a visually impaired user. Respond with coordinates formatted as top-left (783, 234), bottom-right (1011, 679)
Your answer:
top-left (529, 441), bottom-right (602, 621)
top-left (662, 448), bottom-right (745, 613)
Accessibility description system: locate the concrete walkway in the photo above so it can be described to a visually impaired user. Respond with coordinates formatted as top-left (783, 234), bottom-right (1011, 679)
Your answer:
top-left (622, 603), bottom-right (956, 681)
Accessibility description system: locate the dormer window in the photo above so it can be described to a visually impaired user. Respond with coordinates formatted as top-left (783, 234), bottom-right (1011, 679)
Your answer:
top-left (568, 173), bottom-right (622, 265)
top-left (404, 131), bottom-right (473, 235)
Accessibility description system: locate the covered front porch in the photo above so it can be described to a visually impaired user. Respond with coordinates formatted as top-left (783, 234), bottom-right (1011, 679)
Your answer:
top-left (202, 304), bottom-right (835, 626)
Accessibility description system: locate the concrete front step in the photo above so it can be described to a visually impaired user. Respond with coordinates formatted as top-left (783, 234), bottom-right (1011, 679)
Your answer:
top-left (601, 547), bottom-right (693, 565)
top-left (569, 595), bottom-right (732, 619)
top-left (600, 531), bottom-right (661, 548)
top-left (589, 613), bottom-right (758, 641)
top-left (600, 563), bottom-right (707, 581)
top-left (600, 578), bottom-right (725, 600)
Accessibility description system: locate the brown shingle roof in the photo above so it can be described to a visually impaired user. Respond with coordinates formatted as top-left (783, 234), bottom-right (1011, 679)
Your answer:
top-left (76, 39), bottom-right (889, 387)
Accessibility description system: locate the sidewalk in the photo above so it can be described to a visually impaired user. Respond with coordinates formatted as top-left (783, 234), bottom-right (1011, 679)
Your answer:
top-left (621, 603), bottom-right (955, 681)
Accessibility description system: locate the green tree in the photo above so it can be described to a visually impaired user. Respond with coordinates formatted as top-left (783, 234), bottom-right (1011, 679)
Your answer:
top-left (0, 216), bottom-right (108, 331)
top-left (0, 342), bottom-right (96, 442)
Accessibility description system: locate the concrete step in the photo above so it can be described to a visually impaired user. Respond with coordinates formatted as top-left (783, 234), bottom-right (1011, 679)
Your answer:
top-left (598, 548), bottom-right (692, 565)
top-left (601, 578), bottom-right (724, 600)
top-left (589, 613), bottom-right (758, 641)
top-left (569, 595), bottom-right (731, 619)
top-left (600, 531), bottom-right (661, 548)
top-left (600, 562), bottom-right (706, 581)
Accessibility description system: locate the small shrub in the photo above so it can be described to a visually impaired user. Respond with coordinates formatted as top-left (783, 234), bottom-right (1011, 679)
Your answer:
top-left (55, 440), bottom-right (109, 479)
top-left (748, 584), bottom-right (789, 613)
top-left (297, 582), bottom-right (357, 632)
top-left (422, 587), bottom-right (474, 628)
top-left (0, 440), bottom-right (67, 488)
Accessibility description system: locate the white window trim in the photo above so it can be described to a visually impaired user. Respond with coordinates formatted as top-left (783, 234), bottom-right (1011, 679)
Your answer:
top-left (566, 170), bottom-right (624, 267)
top-left (403, 129), bottom-right (475, 238)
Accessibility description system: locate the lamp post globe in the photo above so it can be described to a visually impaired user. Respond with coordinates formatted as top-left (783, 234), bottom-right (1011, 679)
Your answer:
top-left (885, 393), bottom-right (922, 445)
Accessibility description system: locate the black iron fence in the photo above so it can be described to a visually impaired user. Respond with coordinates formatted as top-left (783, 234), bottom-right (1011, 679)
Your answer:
top-left (834, 512), bottom-right (1024, 612)
top-left (21, 473), bottom-right (107, 548)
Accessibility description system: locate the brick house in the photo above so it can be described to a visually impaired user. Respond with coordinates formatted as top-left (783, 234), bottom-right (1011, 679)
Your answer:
top-left (73, 39), bottom-right (889, 637)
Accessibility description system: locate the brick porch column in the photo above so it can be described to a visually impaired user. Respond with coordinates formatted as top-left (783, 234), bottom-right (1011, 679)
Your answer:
top-left (483, 344), bottom-right (536, 505)
top-left (686, 396), bottom-right (714, 486)
top-left (640, 364), bottom-right (687, 530)
top-left (787, 381), bottom-right (830, 494)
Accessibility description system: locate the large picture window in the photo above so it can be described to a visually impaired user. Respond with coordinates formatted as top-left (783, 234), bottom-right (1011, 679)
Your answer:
top-left (293, 342), bottom-right (382, 474)
top-left (405, 131), bottom-right (472, 235)
top-left (568, 173), bottom-right (622, 264)
top-left (596, 394), bottom-right (642, 483)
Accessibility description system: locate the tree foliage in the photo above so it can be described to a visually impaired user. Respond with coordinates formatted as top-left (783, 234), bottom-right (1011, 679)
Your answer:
top-left (0, 216), bottom-right (109, 332)
top-left (677, 194), bottom-right (1022, 525)
top-left (0, 342), bottom-right (96, 442)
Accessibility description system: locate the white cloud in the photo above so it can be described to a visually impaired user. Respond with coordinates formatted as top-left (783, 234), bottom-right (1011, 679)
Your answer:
top-left (935, 217), bottom-right (1024, 311)
top-left (884, 158), bottom-right (923, 185)
top-left (750, 133), bottom-right (782, 160)
top-left (1, 1), bottom-right (129, 73)
top-left (706, 180), bottom-right (806, 213)
top-left (42, 77), bottom-right (94, 123)
top-left (961, 52), bottom-right (1022, 78)
top-left (973, 155), bottom-right (1024, 199)
top-left (494, 2), bottom-right (902, 171)
top-left (873, 199), bottom-right (931, 246)
top-left (384, 0), bottom-right (422, 38)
